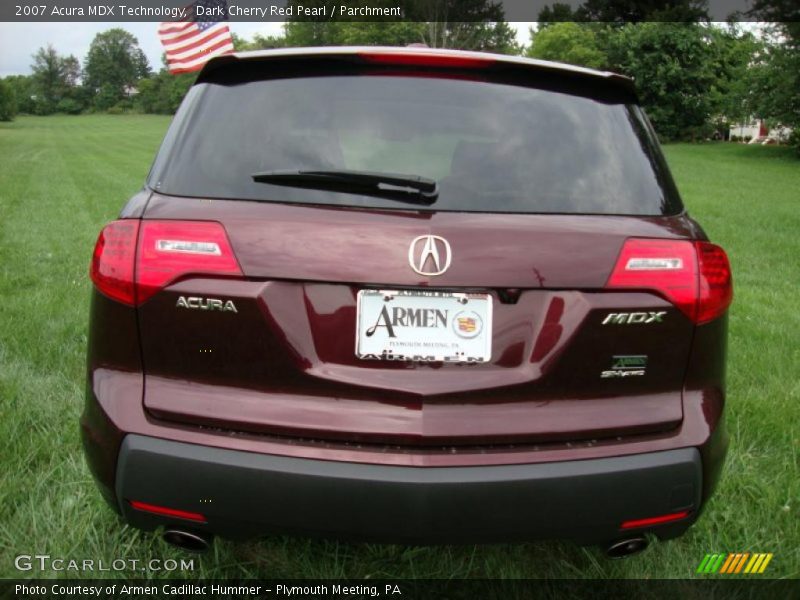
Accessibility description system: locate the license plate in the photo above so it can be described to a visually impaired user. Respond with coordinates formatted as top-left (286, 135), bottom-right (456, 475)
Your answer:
top-left (356, 290), bottom-right (492, 363)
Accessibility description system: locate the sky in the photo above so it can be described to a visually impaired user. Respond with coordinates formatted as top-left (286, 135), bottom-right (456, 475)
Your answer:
top-left (0, 22), bottom-right (536, 78)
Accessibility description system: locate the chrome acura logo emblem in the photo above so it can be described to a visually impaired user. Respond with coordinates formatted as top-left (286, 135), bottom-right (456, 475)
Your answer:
top-left (408, 235), bottom-right (452, 276)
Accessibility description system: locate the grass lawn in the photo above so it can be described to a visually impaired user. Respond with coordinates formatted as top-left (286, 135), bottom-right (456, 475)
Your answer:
top-left (0, 115), bottom-right (798, 580)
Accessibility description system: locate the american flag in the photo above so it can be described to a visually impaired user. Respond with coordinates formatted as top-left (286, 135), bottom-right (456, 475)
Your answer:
top-left (158, 0), bottom-right (234, 74)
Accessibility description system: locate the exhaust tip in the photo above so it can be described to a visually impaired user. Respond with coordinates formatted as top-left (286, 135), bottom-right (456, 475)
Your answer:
top-left (162, 529), bottom-right (212, 553)
top-left (605, 536), bottom-right (649, 559)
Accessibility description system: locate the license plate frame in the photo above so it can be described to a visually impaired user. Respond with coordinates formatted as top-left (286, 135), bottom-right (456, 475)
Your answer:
top-left (355, 289), bottom-right (493, 363)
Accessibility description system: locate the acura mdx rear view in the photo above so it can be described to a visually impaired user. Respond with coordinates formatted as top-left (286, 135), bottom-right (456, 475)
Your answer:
top-left (82, 47), bottom-right (732, 554)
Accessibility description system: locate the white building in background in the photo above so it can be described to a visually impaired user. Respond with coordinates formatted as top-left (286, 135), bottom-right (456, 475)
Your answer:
top-left (729, 118), bottom-right (793, 143)
top-left (729, 119), bottom-right (765, 140)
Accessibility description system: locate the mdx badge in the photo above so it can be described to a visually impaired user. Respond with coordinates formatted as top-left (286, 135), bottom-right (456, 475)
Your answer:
top-left (176, 296), bottom-right (238, 313)
top-left (602, 311), bottom-right (666, 325)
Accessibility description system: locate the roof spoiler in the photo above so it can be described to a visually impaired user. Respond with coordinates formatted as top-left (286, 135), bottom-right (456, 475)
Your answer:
top-left (195, 46), bottom-right (636, 96)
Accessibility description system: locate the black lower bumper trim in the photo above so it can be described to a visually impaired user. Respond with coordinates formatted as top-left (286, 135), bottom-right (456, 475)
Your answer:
top-left (116, 435), bottom-right (702, 544)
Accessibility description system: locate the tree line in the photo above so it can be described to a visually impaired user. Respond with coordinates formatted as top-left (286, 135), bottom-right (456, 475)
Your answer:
top-left (0, 19), bottom-right (518, 119)
top-left (1, 29), bottom-right (150, 117)
top-left (0, 12), bottom-right (797, 153)
top-left (527, 22), bottom-right (768, 142)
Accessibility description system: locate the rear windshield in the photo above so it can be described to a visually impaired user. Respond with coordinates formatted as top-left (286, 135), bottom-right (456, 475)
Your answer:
top-left (150, 71), bottom-right (682, 215)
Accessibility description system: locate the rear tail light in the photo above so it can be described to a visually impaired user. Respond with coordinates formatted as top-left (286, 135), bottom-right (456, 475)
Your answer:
top-left (607, 238), bottom-right (732, 324)
top-left (90, 220), bottom-right (242, 306)
top-left (90, 220), bottom-right (140, 306)
top-left (136, 220), bottom-right (242, 305)
top-left (696, 242), bottom-right (733, 324)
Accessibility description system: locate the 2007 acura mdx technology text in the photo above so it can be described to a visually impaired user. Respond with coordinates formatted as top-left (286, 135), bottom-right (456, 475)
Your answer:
top-left (82, 47), bottom-right (732, 557)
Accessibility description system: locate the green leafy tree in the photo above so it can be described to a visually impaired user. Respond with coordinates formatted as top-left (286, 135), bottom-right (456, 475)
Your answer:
top-left (579, 0), bottom-right (709, 21)
top-left (276, 1), bottom-right (412, 46)
top-left (278, 0), bottom-right (518, 53)
top-left (704, 25), bottom-right (762, 132)
top-left (30, 47), bottom-right (84, 114)
top-left (403, 0), bottom-right (518, 52)
top-left (230, 32), bottom-right (252, 51)
top-left (4, 75), bottom-right (36, 114)
top-left (84, 29), bottom-right (150, 108)
top-left (538, 0), bottom-right (709, 22)
top-left (93, 83), bottom-right (121, 111)
top-left (282, 19), bottom-right (515, 52)
top-left (61, 55), bottom-right (81, 87)
top-left (747, 36), bottom-right (800, 148)
top-left (136, 70), bottom-right (196, 114)
top-left (325, 22), bottom-right (425, 47)
top-left (745, 2), bottom-right (800, 152)
top-left (0, 79), bottom-right (17, 121)
top-left (422, 21), bottom-right (518, 53)
top-left (134, 77), bottom-right (161, 112)
top-left (30, 45), bottom-right (67, 113)
top-left (250, 32), bottom-right (291, 49)
top-left (55, 97), bottom-right (83, 114)
top-left (282, 21), bottom-right (331, 46)
top-left (746, 0), bottom-right (800, 44)
top-left (605, 23), bottom-right (717, 140)
top-left (528, 22), bottom-right (761, 141)
top-left (537, 3), bottom-right (580, 23)
top-left (526, 23), bottom-right (607, 69)
top-left (52, 54), bottom-right (89, 113)
top-left (231, 32), bottom-right (288, 51)
top-left (283, 21), bottom-right (425, 47)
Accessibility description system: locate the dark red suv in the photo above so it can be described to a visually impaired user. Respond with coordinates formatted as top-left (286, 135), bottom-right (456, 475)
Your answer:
top-left (82, 47), bottom-right (732, 556)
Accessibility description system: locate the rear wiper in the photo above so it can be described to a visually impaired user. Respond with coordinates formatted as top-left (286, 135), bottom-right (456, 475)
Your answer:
top-left (251, 169), bottom-right (438, 205)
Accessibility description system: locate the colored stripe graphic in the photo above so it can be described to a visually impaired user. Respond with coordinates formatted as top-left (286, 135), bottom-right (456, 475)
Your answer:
top-left (719, 554), bottom-right (737, 573)
top-left (696, 554), bottom-right (713, 573)
top-left (711, 554), bottom-right (726, 572)
top-left (698, 553), bottom-right (773, 574)
top-left (733, 553), bottom-right (749, 573)
top-left (758, 554), bottom-right (773, 573)
top-left (744, 554), bottom-right (760, 573)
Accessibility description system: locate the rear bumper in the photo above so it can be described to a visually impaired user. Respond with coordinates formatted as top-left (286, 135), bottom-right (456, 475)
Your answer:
top-left (116, 434), bottom-right (701, 544)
